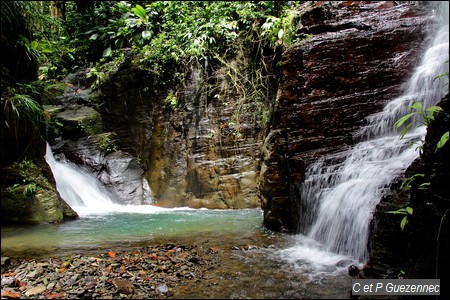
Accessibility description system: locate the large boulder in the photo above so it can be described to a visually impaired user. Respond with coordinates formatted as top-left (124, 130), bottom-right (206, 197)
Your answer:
top-left (52, 132), bottom-right (152, 205)
top-left (0, 159), bottom-right (78, 224)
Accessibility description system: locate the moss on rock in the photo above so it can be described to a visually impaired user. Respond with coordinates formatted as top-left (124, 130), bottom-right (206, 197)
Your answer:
top-left (0, 159), bottom-right (78, 224)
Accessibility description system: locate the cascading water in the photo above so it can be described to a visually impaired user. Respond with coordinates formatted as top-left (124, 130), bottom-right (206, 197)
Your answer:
top-left (45, 143), bottom-right (117, 211)
top-left (45, 143), bottom-right (167, 215)
top-left (280, 2), bottom-right (449, 267)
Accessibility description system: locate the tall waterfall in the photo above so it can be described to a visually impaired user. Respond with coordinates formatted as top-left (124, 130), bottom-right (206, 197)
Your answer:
top-left (298, 2), bottom-right (449, 263)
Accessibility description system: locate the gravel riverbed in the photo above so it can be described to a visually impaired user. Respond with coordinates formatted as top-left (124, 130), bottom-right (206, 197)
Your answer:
top-left (1, 241), bottom-right (223, 299)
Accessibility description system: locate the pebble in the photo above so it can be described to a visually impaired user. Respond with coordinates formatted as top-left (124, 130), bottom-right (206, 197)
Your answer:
top-left (156, 284), bottom-right (169, 294)
top-left (1, 257), bottom-right (11, 266)
top-left (0, 243), bottom-right (220, 299)
top-left (25, 285), bottom-right (46, 297)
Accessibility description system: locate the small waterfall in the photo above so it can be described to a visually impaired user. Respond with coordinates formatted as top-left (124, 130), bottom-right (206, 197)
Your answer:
top-left (45, 143), bottom-right (165, 215)
top-left (292, 2), bottom-right (449, 264)
top-left (45, 143), bottom-right (118, 214)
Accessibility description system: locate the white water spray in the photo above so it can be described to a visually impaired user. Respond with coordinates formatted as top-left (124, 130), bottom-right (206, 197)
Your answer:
top-left (281, 2), bottom-right (449, 266)
top-left (45, 143), bottom-right (173, 216)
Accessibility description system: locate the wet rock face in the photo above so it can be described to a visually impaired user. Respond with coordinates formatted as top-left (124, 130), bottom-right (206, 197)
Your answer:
top-left (0, 159), bottom-right (78, 224)
top-left (365, 97), bottom-right (450, 279)
top-left (42, 70), bottom-right (153, 206)
top-left (53, 132), bottom-right (152, 206)
top-left (101, 60), bottom-right (262, 208)
top-left (260, 2), bottom-right (431, 231)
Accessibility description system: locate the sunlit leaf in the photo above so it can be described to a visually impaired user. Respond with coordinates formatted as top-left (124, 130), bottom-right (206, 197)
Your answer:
top-left (405, 207), bottom-right (413, 215)
top-left (435, 131), bottom-right (449, 152)
top-left (408, 102), bottom-right (422, 111)
top-left (277, 28), bottom-right (284, 39)
top-left (426, 105), bottom-right (443, 113)
top-left (142, 30), bottom-right (152, 39)
top-left (395, 113), bottom-right (415, 128)
top-left (399, 122), bottom-right (413, 139)
top-left (132, 5), bottom-right (147, 19)
top-left (386, 210), bottom-right (407, 215)
top-left (400, 216), bottom-right (408, 230)
top-left (102, 47), bottom-right (112, 57)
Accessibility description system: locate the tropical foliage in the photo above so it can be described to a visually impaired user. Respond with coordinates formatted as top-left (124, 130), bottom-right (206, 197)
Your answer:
top-left (1, 1), bottom-right (302, 163)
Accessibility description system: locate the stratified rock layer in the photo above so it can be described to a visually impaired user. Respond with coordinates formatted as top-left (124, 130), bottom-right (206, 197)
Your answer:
top-left (99, 57), bottom-right (263, 208)
top-left (259, 2), bottom-right (432, 231)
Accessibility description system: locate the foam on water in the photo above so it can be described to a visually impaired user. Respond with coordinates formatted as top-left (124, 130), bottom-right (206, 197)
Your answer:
top-left (45, 143), bottom-right (194, 216)
top-left (279, 1), bottom-right (449, 268)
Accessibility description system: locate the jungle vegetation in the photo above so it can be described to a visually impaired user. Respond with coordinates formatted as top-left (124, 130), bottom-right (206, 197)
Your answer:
top-left (1, 0), bottom-right (301, 164)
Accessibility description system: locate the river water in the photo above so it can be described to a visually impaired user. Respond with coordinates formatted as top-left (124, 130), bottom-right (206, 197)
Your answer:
top-left (2, 2), bottom-right (447, 298)
top-left (0, 144), bottom-right (355, 297)
top-left (1, 208), bottom-right (353, 298)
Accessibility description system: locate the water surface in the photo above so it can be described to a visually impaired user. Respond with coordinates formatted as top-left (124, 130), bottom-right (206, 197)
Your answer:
top-left (1, 208), bottom-right (354, 298)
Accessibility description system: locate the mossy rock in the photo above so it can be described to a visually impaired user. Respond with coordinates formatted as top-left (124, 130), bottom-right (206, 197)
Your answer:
top-left (48, 105), bottom-right (103, 139)
top-left (0, 159), bottom-right (78, 224)
top-left (41, 82), bottom-right (68, 104)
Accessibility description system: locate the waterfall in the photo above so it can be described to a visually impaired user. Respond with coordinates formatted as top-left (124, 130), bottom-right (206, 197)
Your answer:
top-left (45, 143), bottom-right (166, 215)
top-left (295, 2), bottom-right (449, 264)
top-left (45, 143), bottom-right (119, 214)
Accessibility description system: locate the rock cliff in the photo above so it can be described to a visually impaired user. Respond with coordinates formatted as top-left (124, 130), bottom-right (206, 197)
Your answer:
top-left (259, 1), bottom-right (432, 232)
top-left (97, 56), bottom-right (265, 208)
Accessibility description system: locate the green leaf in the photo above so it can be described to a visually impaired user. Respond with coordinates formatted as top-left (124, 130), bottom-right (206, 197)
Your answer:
top-left (385, 210), bottom-right (407, 215)
top-left (419, 182), bottom-right (430, 189)
top-left (395, 113), bottom-right (416, 128)
top-left (399, 122), bottom-right (413, 139)
top-left (115, 39), bottom-right (124, 48)
top-left (400, 216), bottom-right (408, 230)
top-left (133, 5), bottom-right (147, 19)
top-left (409, 102), bottom-right (423, 111)
top-left (102, 47), bottom-right (112, 57)
top-left (435, 131), bottom-right (449, 152)
top-left (277, 28), bottom-right (284, 39)
top-left (405, 207), bottom-right (413, 215)
top-left (142, 30), bottom-right (152, 39)
top-left (426, 105), bottom-right (443, 113)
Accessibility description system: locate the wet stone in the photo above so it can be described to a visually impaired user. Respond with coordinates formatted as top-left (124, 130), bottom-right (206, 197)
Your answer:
top-left (156, 284), bottom-right (169, 294)
top-left (25, 285), bottom-right (46, 297)
top-left (0, 242), bottom-right (219, 299)
top-left (1, 256), bottom-right (11, 266)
